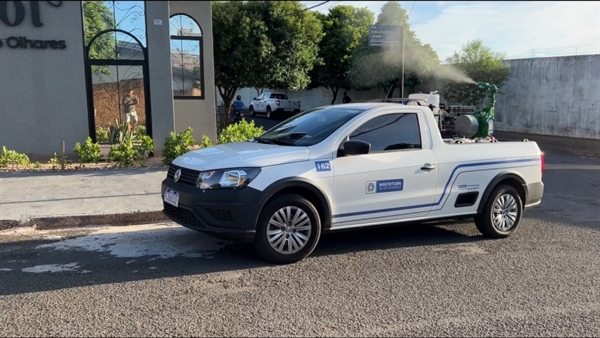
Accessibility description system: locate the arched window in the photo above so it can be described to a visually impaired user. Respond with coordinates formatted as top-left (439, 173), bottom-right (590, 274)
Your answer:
top-left (169, 14), bottom-right (204, 99)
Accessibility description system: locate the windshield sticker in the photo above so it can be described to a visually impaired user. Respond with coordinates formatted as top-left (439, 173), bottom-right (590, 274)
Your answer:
top-left (315, 160), bottom-right (331, 172)
top-left (366, 179), bottom-right (404, 194)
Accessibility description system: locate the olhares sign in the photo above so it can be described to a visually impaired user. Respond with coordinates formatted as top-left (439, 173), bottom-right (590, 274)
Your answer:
top-left (0, 1), bottom-right (66, 49)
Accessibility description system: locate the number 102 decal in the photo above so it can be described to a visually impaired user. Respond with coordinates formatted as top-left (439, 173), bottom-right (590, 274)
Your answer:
top-left (314, 160), bottom-right (331, 172)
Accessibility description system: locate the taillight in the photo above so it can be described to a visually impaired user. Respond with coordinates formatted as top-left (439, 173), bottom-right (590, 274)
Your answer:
top-left (276, 99), bottom-right (280, 106)
top-left (540, 152), bottom-right (545, 173)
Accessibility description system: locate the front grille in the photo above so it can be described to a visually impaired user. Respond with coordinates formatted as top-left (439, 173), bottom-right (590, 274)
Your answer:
top-left (163, 203), bottom-right (204, 227)
top-left (168, 164), bottom-right (200, 186)
top-left (206, 208), bottom-right (234, 222)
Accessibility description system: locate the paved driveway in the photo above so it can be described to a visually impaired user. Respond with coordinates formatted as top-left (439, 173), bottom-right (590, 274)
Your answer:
top-left (0, 153), bottom-right (599, 337)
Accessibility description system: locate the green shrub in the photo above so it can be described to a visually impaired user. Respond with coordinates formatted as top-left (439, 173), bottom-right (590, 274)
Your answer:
top-left (73, 137), bottom-right (103, 164)
top-left (217, 119), bottom-right (264, 144)
top-left (108, 135), bottom-right (154, 167)
top-left (135, 124), bottom-right (147, 136)
top-left (107, 119), bottom-right (132, 145)
top-left (200, 135), bottom-right (213, 148)
top-left (162, 127), bottom-right (196, 166)
top-left (0, 146), bottom-right (30, 169)
top-left (48, 152), bottom-right (71, 170)
top-left (96, 127), bottom-right (109, 143)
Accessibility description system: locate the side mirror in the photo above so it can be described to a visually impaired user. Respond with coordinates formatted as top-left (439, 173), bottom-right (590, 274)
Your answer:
top-left (253, 97), bottom-right (257, 100)
top-left (339, 140), bottom-right (371, 156)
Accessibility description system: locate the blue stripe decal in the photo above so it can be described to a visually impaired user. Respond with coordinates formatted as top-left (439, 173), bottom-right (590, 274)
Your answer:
top-left (332, 158), bottom-right (539, 219)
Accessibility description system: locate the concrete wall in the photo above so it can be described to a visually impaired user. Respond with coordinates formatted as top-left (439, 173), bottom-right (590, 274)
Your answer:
top-left (220, 87), bottom-right (388, 111)
top-left (145, 1), bottom-right (175, 152)
top-left (0, 0), bottom-right (88, 154)
top-left (169, 1), bottom-right (217, 142)
top-left (496, 55), bottom-right (600, 139)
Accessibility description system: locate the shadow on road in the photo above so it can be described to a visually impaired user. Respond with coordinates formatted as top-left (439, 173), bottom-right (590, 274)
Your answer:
top-left (0, 221), bottom-right (483, 296)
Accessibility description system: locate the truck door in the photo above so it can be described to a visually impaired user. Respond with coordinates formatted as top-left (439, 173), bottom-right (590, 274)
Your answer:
top-left (331, 112), bottom-right (438, 228)
top-left (255, 94), bottom-right (263, 112)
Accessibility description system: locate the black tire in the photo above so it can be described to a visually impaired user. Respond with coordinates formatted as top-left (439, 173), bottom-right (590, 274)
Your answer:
top-left (253, 194), bottom-right (321, 264)
top-left (475, 184), bottom-right (523, 238)
top-left (266, 106), bottom-right (272, 119)
top-left (249, 106), bottom-right (255, 117)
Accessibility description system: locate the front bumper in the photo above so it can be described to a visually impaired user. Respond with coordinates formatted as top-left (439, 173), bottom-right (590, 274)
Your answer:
top-left (161, 175), bottom-right (269, 242)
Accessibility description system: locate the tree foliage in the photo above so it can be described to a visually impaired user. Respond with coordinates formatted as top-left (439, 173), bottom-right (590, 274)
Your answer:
top-left (212, 1), bottom-right (324, 125)
top-left (308, 5), bottom-right (374, 104)
top-left (348, 1), bottom-right (440, 96)
top-left (244, 1), bottom-right (324, 91)
top-left (212, 1), bottom-right (272, 125)
top-left (439, 39), bottom-right (511, 106)
top-left (82, 1), bottom-right (116, 76)
top-left (82, 1), bottom-right (115, 69)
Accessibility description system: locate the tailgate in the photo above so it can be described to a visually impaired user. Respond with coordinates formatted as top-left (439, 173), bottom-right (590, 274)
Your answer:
top-left (279, 100), bottom-right (299, 110)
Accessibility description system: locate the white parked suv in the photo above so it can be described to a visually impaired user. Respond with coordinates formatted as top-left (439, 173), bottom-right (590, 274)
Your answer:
top-left (162, 103), bottom-right (545, 264)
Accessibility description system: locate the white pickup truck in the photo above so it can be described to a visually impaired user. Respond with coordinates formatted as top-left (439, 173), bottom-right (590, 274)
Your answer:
top-left (161, 103), bottom-right (545, 264)
top-left (248, 92), bottom-right (301, 119)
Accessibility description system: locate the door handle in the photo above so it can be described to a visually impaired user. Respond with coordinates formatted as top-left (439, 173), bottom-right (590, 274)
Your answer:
top-left (421, 163), bottom-right (436, 170)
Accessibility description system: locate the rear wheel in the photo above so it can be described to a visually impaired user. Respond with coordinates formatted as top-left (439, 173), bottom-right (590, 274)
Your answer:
top-left (266, 106), bottom-right (272, 119)
top-left (253, 194), bottom-right (321, 264)
top-left (475, 184), bottom-right (523, 238)
top-left (249, 106), bottom-right (255, 117)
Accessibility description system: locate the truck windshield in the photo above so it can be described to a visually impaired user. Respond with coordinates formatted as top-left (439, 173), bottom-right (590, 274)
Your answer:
top-left (254, 106), bottom-right (366, 146)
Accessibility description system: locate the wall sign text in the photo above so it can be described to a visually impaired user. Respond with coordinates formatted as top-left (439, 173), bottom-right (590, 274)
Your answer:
top-left (0, 1), bottom-right (67, 50)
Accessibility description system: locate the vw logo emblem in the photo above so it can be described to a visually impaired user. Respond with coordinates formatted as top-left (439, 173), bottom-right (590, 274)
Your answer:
top-left (173, 169), bottom-right (182, 182)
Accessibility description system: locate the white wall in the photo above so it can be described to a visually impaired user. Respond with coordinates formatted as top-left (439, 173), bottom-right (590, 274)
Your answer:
top-left (217, 87), bottom-right (391, 110)
top-left (495, 55), bottom-right (600, 139)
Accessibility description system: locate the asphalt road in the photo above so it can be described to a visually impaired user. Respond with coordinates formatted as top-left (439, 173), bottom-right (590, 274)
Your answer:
top-left (1, 153), bottom-right (599, 337)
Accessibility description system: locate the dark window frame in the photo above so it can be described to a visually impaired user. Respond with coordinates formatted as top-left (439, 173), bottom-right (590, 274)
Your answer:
top-left (169, 13), bottom-right (205, 100)
top-left (348, 113), bottom-right (423, 153)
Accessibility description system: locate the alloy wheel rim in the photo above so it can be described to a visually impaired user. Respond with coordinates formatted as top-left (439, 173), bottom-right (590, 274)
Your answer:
top-left (267, 206), bottom-right (312, 255)
top-left (492, 193), bottom-right (518, 231)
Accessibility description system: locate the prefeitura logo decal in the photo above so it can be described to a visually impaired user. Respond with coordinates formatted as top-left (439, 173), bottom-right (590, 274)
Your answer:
top-left (365, 179), bottom-right (404, 194)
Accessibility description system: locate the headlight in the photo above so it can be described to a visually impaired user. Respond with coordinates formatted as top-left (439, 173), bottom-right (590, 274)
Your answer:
top-left (195, 168), bottom-right (261, 189)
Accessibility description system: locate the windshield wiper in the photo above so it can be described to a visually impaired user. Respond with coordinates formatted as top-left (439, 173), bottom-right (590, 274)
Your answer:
top-left (254, 137), bottom-right (275, 144)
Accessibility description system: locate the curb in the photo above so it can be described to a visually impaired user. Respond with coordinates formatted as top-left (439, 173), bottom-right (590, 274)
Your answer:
top-left (0, 211), bottom-right (169, 231)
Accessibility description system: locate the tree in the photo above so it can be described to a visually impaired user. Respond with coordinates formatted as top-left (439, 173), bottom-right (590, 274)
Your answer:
top-left (308, 5), bottom-right (374, 104)
top-left (244, 1), bottom-right (324, 91)
top-left (348, 1), bottom-right (440, 97)
top-left (439, 40), bottom-right (511, 106)
top-left (82, 1), bottom-right (114, 53)
top-left (82, 1), bottom-right (115, 74)
top-left (212, 1), bottom-right (273, 126)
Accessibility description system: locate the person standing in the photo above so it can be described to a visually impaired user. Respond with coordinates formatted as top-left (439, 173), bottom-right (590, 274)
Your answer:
top-left (123, 89), bottom-right (139, 132)
top-left (342, 92), bottom-right (352, 104)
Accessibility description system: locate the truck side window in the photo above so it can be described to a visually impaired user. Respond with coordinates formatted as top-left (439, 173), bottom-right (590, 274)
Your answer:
top-left (349, 113), bottom-right (422, 151)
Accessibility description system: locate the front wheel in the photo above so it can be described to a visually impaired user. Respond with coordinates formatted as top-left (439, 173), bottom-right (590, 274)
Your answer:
top-left (475, 184), bottom-right (523, 238)
top-left (253, 194), bottom-right (321, 264)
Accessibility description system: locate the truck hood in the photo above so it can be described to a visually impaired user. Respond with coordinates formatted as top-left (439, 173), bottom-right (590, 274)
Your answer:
top-left (172, 141), bottom-right (310, 171)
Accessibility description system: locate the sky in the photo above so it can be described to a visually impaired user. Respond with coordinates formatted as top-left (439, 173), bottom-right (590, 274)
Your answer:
top-left (301, 0), bottom-right (600, 61)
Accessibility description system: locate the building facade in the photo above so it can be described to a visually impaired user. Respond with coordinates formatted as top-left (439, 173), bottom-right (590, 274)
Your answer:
top-left (0, 0), bottom-right (217, 155)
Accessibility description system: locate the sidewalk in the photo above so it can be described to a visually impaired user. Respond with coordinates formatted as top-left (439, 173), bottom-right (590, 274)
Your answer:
top-left (0, 168), bottom-right (168, 229)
